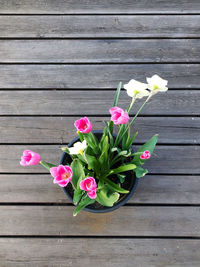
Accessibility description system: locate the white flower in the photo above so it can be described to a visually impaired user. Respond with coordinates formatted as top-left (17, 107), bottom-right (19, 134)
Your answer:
top-left (68, 140), bottom-right (87, 155)
top-left (124, 79), bottom-right (150, 99)
top-left (146, 74), bottom-right (168, 93)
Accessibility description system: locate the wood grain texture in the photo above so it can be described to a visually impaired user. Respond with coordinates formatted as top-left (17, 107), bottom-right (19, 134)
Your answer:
top-left (1, 145), bottom-right (199, 174)
top-left (0, 238), bottom-right (199, 267)
top-left (0, 174), bottom-right (199, 204)
top-left (0, 64), bottom-right (198, 88)
top-left (0, 0), bottom-right (200, 14)
top-left (1, 39), bottom-right (200, 63)
top-left (0, 90), bottom-right (198, 115)
top-left (0, 117), bottom-right (198, 144)
top-left (0, 15), bottom-right (200, 38)
top-left (0, 205), bottom-right (199, 236)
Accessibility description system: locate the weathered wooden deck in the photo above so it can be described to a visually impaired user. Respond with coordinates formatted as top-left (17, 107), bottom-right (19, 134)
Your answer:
top-left (0, 1), bottom-right (200, 266)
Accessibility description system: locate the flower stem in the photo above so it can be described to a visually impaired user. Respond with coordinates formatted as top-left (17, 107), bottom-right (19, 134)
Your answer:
top-left (129, 94), bottom-right (152, 127)
top-left (116, 94), bottom-right (152, 146)
top-left (127, 97), bottom-right (135, 114)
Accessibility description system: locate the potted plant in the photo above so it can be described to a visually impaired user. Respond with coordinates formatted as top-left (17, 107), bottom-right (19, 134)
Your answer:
top-left (20, 75), bottom-right (168, 216)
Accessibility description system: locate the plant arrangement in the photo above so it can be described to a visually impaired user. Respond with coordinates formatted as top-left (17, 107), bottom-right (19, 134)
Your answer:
top-left (20, 75), bottom-right (168, 216)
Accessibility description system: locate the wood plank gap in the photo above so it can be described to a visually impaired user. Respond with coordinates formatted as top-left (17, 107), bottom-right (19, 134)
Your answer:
top-left (1, 37), bottom-right (200, 40)
top-left (0, 62), bottom-right (200, 65)
top-left (0, 235), bottom-right (199, 240)
top-left (1, 13), bottom-right (200, 15)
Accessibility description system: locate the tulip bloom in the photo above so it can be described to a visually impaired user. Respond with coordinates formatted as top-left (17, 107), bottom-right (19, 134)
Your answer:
top-left (80, 177), bottom-right (97, 199)
top-left (20, 150), bottom-right (41, 166)
top-left (74, 117), bottom-right (92, 133)
top-left (140, 150), bottom-right (151, 160)
top-left (109, 107), bottom-right (129, 125)
top-left (50, 165), bottom-right (73, 187)
top-left (146, 74), bottom-right (168, 93)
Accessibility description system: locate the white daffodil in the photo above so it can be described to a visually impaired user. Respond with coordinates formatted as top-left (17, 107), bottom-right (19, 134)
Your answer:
top-left (124, 79), bottom-right (150, 99)
top-left (146, 74), bottom-right (168, 93)
top-left (68, 140), bottom-right (87, 155)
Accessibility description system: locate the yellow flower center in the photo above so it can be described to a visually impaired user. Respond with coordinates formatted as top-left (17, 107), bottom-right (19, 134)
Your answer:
top-left (62, 172), bottom-right (70, 180)
top-left (132, 89), bottom-right (139, 96)
top-left (153, 85), bottom-right (159, 90)
top-left (78, 149), bottom-right (84, 155)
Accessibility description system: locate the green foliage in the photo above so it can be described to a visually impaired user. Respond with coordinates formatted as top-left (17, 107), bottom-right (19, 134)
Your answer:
top-left (40, 161), bottom-right (56, 171)
top-left (73, 195), bottom-right (95, 216)
top-left (134, 166), bottom-right (148, 178)
top-left (113, 82), bottom-right (122, 106)
top-left (71, 159), bottom-right (85, 189)
top-left (73, 189), bottom-right (83, 205)
top-left (96, 183), bottom-right (120, 207)
top-left (101, 176), bottom-right (129, 194)
top-left (117, 174), bottom-right (126, 183)
top-left (109, 164), bottom-right (136, 175)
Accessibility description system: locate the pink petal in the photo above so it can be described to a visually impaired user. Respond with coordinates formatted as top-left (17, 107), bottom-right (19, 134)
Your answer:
top-left (88, 189), bottom-right (97, 199)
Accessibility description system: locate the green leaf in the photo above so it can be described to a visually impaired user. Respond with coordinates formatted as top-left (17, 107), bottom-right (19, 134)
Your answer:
top-left (77, 131), bottom-right (84, 142)
top-left (73, 195), bottom-right (95, 216)
top-left (101, 176), bottom-right (129, 194)
top-left (99, 136), bottom-right (109, 168)
top-left (96, 185), bottom-right (120, 207)
top-left (135, 166), bottom-right (148, 178)
top-left (126, 131), bottom-right (138, 148)
top-left (132, 134), bottom-right (158, 165)
top-left (113, 82), bottom-right (122, 106)
top-left (71, 159), bottom-right (85, 189)
top-left (40, 161), bottom-right (56, 171)
top-left (117, 174), bottom-right (126, 183)
top-left (110, 164), bottom-right (136, 175)
top-left (85, 152), bottom-right (99, 174)
top-left (73, 189), bottom-right (83, 205)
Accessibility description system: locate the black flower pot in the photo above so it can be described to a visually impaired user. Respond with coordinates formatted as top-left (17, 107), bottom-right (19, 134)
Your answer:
top-left (60, 130), bottom-right (139, 213)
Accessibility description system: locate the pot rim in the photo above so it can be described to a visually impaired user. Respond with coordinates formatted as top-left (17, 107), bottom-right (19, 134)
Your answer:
top-left (60, 130), bottom-right (139, 213)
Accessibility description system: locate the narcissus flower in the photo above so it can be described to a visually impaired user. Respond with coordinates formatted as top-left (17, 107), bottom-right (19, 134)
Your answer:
top-left (20, 150), bottom-right (41, 166)
top-left (74, 117), bottom-right (92, 133)
top-left (50, 165), bottom-right (73, 187)
top-left (80, 177), bottom-right (97, 199)
top-left (109, 107), bottom-right (129, 125)
top-left (68, 140), bottom-right (87, 155)
top-left (140, 150), bottom-right (151, 160)
top-left (146, 74), bottom-right (168, 93)
top-left (124, 79), bottom-right (150, 99)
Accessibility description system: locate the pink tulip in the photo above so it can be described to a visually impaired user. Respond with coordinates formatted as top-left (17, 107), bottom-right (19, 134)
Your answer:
top-left (140, 150), bottom-right (151, 160)
top-left (50, 165), bottom-right (73, 187)
top-left (20, 150), bottom-right (41, 166)
top-left (87, 189), bottom-right (97, 199)
top-left (74, 117), bottom-right (92, 133)
top-left (109, 107), bottom-right (129, 125)
top-left (80, 177), bottom-right (97, 199)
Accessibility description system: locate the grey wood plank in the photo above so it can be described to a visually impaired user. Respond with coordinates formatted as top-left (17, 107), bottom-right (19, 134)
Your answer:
top-left (0, 90), bottom-right (198, 115)
top-left (2, 39), bottom-right (200, 63)
top-left (0, 174), bottom-right (199, 204)
top-left (1, 145), bottom-right (199, 174)
top-left (0, 205), bottom-right (199, 236)
top-left (0, 15), bottom-right (200, 38)
top-left (0, 238), bottom-right (200, 267)
top-left (0, 0), bottom-right (199, 14)
top-left (0, 64), bottom-right (198, 88)
top-left (0, 117), bottom-right (198, 144)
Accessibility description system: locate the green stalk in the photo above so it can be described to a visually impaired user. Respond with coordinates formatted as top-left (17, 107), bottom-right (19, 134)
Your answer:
top-left (127, 97), bottom-right (135, 114)
top-left (117, 94), bottom-right (152, 146)
top-left (129, 94), bottom-right (152, 127)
